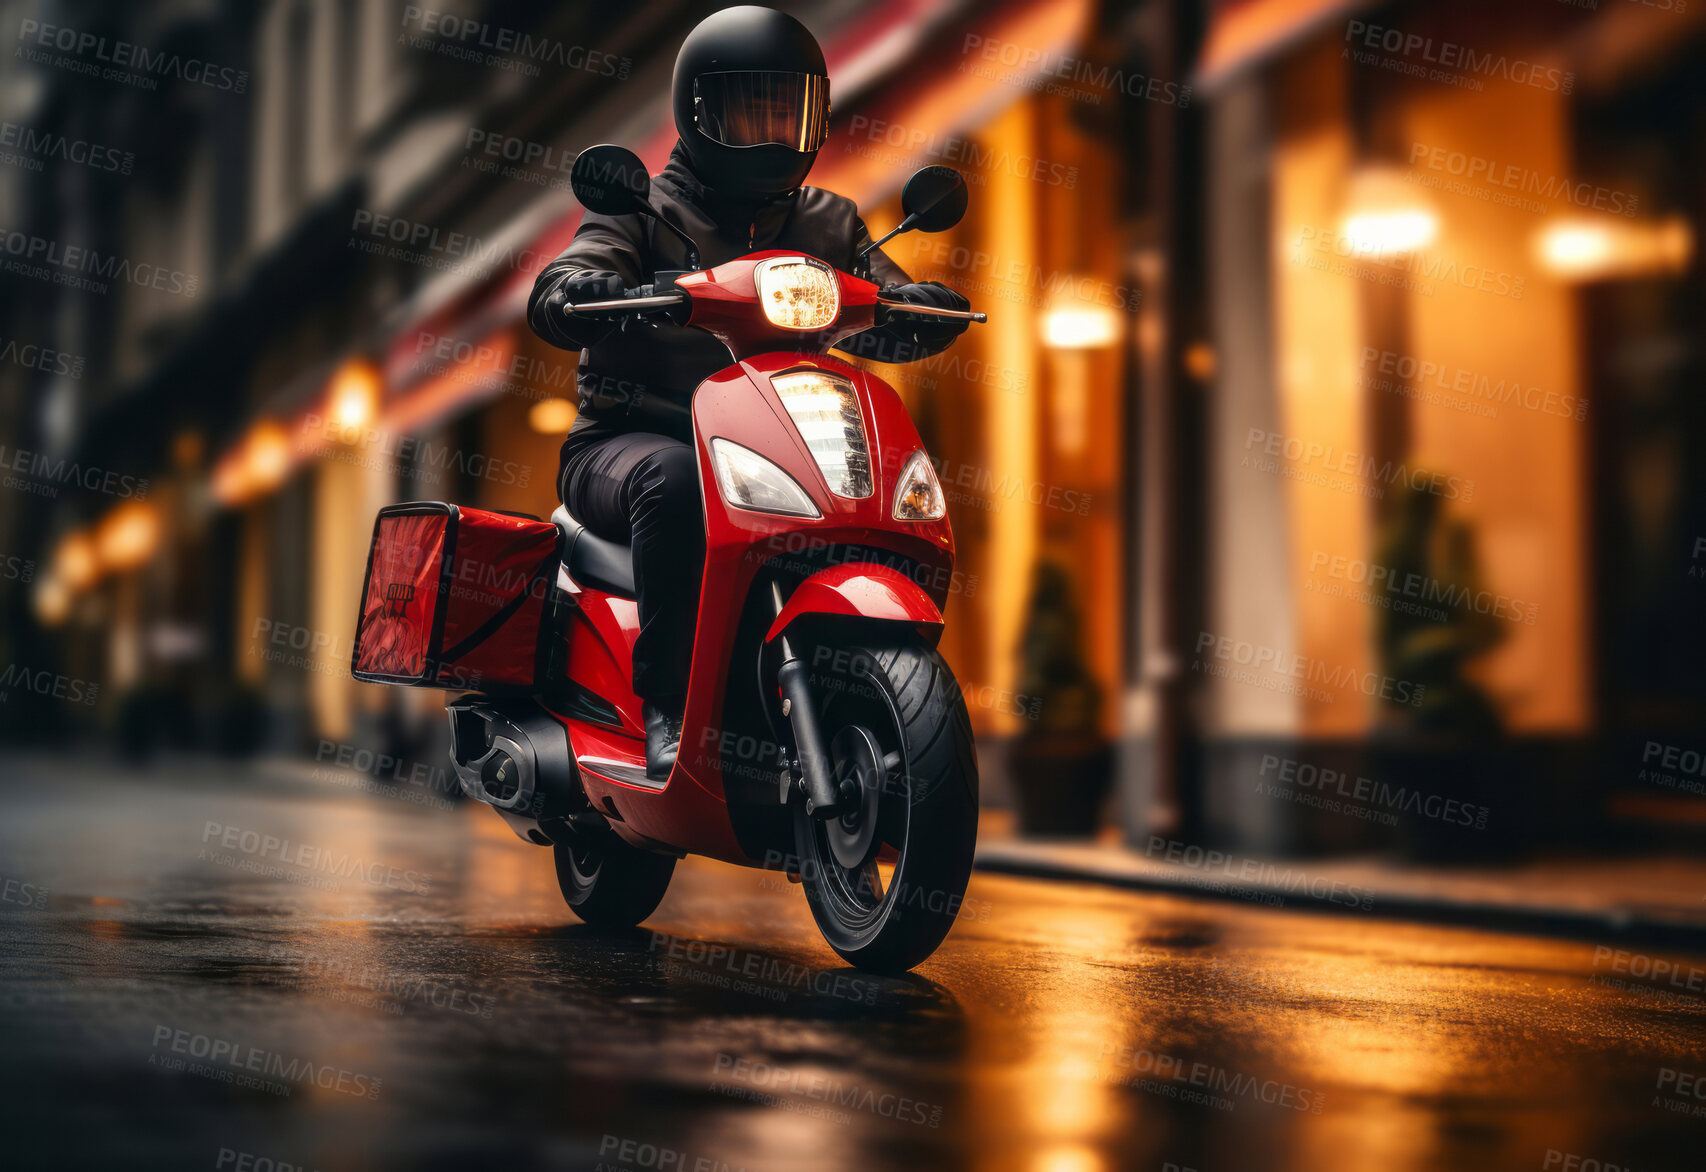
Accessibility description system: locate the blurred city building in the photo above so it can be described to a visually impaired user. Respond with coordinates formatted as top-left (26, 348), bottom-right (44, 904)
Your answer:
top-left (3, 0), bottom-right (1703, 859)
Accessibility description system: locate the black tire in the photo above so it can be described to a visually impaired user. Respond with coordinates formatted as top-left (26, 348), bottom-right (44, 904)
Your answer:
top-left (792, 640), bottom-right (979, 973)
top-left (553, 831), bottom-right (676, 928)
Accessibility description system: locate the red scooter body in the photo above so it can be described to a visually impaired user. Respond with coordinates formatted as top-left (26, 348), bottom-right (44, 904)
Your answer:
top-left (549, 252), bottom-right (955, 866)
top-left (387, 149), bottom-right (984, 970)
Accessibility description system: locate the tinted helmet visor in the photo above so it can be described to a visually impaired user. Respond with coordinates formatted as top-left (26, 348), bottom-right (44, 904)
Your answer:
top-left (693, 71), bottom-right (830, 151)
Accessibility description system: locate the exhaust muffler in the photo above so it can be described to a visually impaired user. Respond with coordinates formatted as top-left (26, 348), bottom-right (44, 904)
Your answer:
top-left (445, 697), bottom-right (584, 845)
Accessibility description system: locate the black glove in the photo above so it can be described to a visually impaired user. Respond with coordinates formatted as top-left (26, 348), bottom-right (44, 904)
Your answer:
top-left (885, 280), bottom-right (971, 354)
top-left (541, 273), bottom-right (625, 349)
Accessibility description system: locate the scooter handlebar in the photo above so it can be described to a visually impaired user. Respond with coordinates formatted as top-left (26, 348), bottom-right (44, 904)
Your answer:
top-left (561, 284), bottom-right (688, 317)
top-left (562, 285), bottom-right (986, 324)
top-left (875, 298), bottom-right (987, 324)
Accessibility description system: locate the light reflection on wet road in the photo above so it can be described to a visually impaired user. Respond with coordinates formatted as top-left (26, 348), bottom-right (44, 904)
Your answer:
top-left (1, 755), bottom-right (1703, 1171)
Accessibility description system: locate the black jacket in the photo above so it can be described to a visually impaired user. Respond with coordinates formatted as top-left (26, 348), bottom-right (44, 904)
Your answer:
top-left (528, 143), bottom-right (966, 449)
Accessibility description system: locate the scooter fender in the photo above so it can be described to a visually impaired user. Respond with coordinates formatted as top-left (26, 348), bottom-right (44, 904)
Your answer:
top-left (765, 563), bottom-right (944, 647)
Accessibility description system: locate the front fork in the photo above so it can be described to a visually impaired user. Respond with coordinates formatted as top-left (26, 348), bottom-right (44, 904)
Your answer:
top-left (771, 583), bottom-right (842, 819)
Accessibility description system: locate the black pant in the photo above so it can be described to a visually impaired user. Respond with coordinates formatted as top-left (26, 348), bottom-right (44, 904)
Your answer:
top-left (559, 431), bottom-right (705, 706)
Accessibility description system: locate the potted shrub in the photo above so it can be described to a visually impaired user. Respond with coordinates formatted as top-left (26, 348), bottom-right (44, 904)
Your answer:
top-left (1007, 561), bottom-right (1113, 837)
top-left (1370, 484), bottom-right (1509, 860)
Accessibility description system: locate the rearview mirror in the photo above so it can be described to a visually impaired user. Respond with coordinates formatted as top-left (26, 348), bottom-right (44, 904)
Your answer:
top-left (900, 166), bottom-right (968, 233)
top-left (571, 144), bottom-right (651, 216)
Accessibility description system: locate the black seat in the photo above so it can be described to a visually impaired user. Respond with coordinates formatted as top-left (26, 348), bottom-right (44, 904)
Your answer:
top-left (551, 505), bottom-right (636, 598)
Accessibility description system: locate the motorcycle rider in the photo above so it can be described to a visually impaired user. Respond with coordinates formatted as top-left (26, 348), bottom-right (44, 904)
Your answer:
top-left (528, 5), bottom-right (970, 779)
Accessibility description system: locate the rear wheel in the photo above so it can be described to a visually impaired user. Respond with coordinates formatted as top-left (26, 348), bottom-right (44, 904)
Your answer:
top-left (791, 640), bottom-right (979, 973)
top-left (553, 830), bottom-right (676, 928)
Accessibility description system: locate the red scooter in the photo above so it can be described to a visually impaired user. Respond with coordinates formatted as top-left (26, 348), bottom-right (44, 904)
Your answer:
top-left (353, 145), bottom-right (984, 972)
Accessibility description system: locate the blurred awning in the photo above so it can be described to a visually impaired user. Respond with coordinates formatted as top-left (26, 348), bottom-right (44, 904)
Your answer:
top-left (1195, 0), bottom-right (1375, 94)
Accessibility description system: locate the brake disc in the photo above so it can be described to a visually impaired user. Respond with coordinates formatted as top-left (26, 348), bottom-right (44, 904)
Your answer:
top-left (826, 725), bottom-right (884, 870)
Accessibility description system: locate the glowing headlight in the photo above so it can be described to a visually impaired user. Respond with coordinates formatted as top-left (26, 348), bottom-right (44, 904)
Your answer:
top-left (892, 450), bottom-right (946, 521)
top-left (771, 370), bottom-right (873, 499)
top-left (755, 257), bottom-right (840, 330)
top-left (710, 438), bottom-right (820, 518)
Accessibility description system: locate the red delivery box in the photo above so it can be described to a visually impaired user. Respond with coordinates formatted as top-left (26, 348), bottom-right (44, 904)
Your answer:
top-left (351, 502), bottom-right (559, 690)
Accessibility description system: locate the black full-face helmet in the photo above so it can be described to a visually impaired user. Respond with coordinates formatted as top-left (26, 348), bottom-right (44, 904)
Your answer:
top-left (672, 6), bottom-right (830, 200)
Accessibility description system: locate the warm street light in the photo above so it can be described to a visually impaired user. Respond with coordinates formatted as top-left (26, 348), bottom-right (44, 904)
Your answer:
top-left (212, 419), bottom-right (296, 506)
top-left (95, 501), bottom-right (161, 572)
top-left (528, 397), bottom-right (577, 434)
top-left (1042, 301), bottom-right (1120, 350)
top-left (1535, 215), bottom-right (1693, 281)
top-left (54, 530), bottom-right (99, 591)
top-left (1341, 166), bottom-right (1438, 255)
top-left (246, 421), bottom-right (293, 491)
top-left (327, 359), bottom-right (381, 437)
top-left (32, 574), bottom-right (70, 626)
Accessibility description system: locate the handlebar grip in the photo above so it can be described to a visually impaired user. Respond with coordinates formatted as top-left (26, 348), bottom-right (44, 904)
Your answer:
top-left (562, 288), bottom-right (688, 317)
top-left (875, 298), bottom-right (986, 325)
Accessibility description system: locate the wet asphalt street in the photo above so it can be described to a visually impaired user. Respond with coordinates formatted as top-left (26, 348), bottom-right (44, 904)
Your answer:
top-left (1, 754), bottom-right (1704, 1172)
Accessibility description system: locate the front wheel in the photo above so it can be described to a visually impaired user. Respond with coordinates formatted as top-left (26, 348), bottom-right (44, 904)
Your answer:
top-left (791, 640), bottom-right (979, 973)
top-left (554, 829), bottom-right (676, 928)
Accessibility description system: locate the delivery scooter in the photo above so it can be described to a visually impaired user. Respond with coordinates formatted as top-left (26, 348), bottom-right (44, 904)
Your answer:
top-left (352, 145), bottom-right (984, 972)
